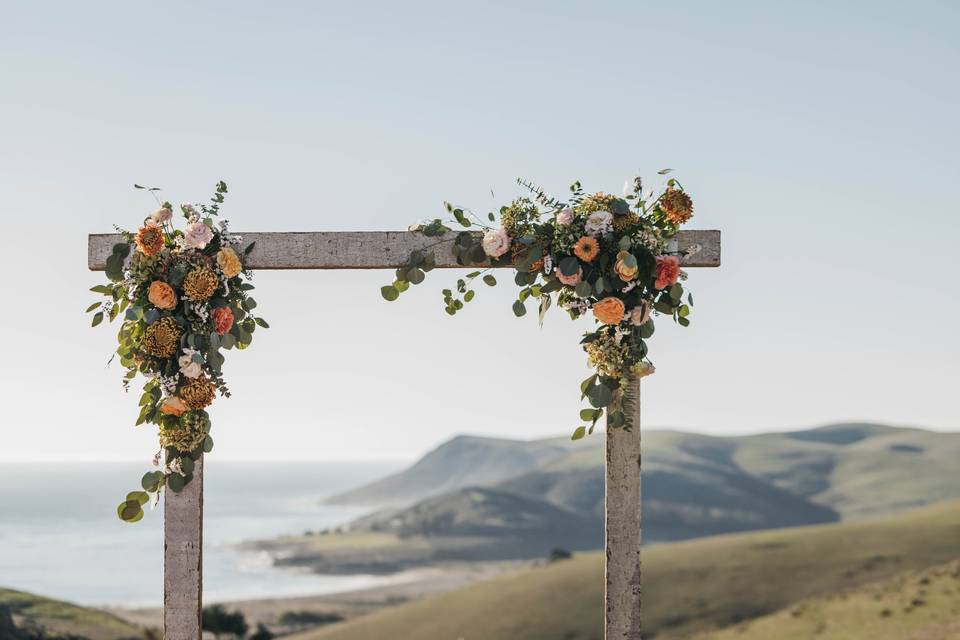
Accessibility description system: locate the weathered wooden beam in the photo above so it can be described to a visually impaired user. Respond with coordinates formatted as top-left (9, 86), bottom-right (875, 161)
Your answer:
top-left (87, 230), bottom-right (721, 271)
top-left (606, 378), bottom-right (642, 639)
top-left (164, 456), bottom-right (203, 640)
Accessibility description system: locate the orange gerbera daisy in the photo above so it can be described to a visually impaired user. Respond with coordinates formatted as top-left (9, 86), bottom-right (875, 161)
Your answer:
top-left (573, 236), bottom-right (600, 263)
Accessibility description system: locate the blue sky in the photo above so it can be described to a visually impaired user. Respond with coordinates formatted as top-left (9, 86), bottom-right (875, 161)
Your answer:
top-left (1, 1), bottom-right (957, 461)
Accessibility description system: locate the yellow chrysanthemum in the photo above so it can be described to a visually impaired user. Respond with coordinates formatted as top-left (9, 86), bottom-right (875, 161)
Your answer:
top-left (183, 267), bottom-right (219, 301)
top-left (141, 317), bottom-right (182, 358)
top-left (612, 212), bottom-right (640, 231)
top-left (181, 376), bottom-right (216, 410)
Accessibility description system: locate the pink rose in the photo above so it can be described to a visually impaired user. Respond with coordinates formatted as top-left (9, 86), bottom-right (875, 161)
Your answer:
top-left (556, 208), bottom-right (574, 226)
top-left (555, 266), bottom-right (582, 286)
top-left (654, 256), bottom-right (680, 290)
top-left (183, 221), bottom-right (214, 250)
top-left (481, 227), bottom-right (511, 258)
top-left (151, 207), bottom-right (173, 224)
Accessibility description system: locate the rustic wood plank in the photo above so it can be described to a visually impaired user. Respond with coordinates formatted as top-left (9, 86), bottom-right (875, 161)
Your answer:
top-left (606, 378), bottom-right (642, 639)
top-left (87, 230), bottom-right (721, 271)
top-left (164, 456), bottom-right (203, 640)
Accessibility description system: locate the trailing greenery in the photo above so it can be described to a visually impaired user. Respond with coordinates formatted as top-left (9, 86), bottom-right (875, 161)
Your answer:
top-left (382, 171), bottom-right (698, 438)
top-left (88, 182), bottom-right (268, 522)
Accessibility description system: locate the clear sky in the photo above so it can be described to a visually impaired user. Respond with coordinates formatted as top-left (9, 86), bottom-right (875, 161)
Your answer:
top-left (1, 1), bottom-right (957, 462)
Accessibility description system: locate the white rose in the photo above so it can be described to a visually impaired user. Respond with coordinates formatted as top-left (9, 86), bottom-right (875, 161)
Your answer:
top-left (481, 227), bottom-right (511, 258)
top-left (178, 349), bottom-right (203, 379)
top-left (556, 208), bottom-right (574, 226)
top-left (183, 221), bottom-right (214, 250)
top-left (584, 210), bottom-right (613, 237)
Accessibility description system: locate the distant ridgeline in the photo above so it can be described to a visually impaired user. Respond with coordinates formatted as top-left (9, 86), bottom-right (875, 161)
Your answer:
top-left (327, 423), bottom-right (960, 545)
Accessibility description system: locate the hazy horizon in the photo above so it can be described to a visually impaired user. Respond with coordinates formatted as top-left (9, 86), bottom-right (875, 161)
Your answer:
top-left (2, 1), bottom-right (957, 462)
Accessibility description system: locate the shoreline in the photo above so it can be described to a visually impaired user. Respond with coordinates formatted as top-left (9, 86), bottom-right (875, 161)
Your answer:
top-left (108, 560), bottom-right (530, 631)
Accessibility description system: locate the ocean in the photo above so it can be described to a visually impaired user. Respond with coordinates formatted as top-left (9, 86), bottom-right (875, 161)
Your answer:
top-left (0, 460), bottom-right (405, 608)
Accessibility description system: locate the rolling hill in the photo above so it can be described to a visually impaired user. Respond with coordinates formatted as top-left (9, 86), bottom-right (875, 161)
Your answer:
top-left (290, 500), bottom-right (960, 640)
top-left (324, 423), bottom-right (959, 546)
top-left (0, 588), bottom-right (142, 640)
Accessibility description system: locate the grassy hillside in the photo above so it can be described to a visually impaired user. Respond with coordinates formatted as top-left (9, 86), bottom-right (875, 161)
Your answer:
top-left (293, 500), bottom-right (960, 640)
top-left (0, 588), bottom-right (142, 640)
top-left (693, 560), bottom-right (960, 640)
top-left (325, 424), bottom-right (959, 546)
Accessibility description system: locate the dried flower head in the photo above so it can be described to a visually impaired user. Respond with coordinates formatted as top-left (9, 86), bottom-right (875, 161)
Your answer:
top-left (660, 188), bottom-right (693, 225)
top-left (612, 211), bottom-right (641, 232)
top-left (180, 376), bottom-right (216, 410)
top-left (159, 411), bottom-right (209, 453)
top-left (142, 317), bottom-right (182, 358)
top-left (183, 267), bottom-right (219, 301)
top-left (578, 192), bottom-right (630, 216)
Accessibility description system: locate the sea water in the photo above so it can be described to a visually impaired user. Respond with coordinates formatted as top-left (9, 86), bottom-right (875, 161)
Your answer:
top-left (0, 460), bottom-right (403, 607)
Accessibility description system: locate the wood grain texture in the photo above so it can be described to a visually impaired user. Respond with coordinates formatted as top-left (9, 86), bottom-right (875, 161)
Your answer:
top-left (87, 230), bottom-right (721, 270)
top-left (164, 456), bottom-right (203, 640)
top-left (606, 378), bottom-right (642, 639)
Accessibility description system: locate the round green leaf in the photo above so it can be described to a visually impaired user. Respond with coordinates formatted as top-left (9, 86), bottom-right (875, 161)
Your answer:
top-left (380, 285), bottom-right (400, 301)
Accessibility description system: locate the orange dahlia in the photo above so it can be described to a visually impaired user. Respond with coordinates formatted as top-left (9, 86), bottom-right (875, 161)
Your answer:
top-left (135, 224), bottom-right (164, 256)
top-left (573, 237), bottom-right (600, 263)
top-left (660, 188), bottom-right (693, 225)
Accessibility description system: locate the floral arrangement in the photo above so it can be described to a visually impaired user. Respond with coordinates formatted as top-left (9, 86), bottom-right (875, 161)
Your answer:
top-left (381, 170), bottom-right (696, 439)
top-left (88, 182), bottom-right (268, 522)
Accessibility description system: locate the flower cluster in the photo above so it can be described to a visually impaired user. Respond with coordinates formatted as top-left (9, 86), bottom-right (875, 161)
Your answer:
top-left (88, 181), bottom-right (269, 523)
top-left (382, 171), bottom-right (696, 438)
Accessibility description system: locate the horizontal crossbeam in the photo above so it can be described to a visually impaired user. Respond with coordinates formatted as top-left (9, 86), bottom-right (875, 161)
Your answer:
top-left (88, 230), bottom-right (720, 271)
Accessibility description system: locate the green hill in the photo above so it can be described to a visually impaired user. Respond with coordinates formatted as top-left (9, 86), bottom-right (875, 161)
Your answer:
top-left (291, 500), bottom-right (960, 640)
top-left (692, 560), bottom-right (960, 640)
top-left (325, 423), bottom-right (959, 545)
top-left (0, 588), bottom-right (142, 640)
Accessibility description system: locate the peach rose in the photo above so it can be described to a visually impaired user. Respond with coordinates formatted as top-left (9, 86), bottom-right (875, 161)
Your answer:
top-left (160, 397), bottom-right (189, 417)
top-left (217, 247), bottom-right (243, 278)
top-left (654, 256), bottom-right (681, 290)
top-left (593, 297), bottom-right (625, 325)
top-left (212, 306), bottom-right (234, 335)
top-left (614, 250), bottom-right (639, 281)
top-left (148, 281), bottom-right (177, 310)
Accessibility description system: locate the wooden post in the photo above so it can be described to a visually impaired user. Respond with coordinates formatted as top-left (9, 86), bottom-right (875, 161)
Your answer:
top-left (164, 456), bottom-right (204, 640)
top-left (605, 377), bottom-right (642, 639)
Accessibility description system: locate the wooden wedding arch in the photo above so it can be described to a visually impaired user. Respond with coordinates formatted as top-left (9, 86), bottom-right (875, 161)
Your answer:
top-left (89, 229), bottom-right (721, 639)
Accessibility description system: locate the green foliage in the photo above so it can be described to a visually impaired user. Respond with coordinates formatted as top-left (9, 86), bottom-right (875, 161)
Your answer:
top-left (201, 605), bottom-right (248, 639)
top-left (89, 181), bottom-right (266, 522)
top-left (380, 173), bottom-right (697, 441)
